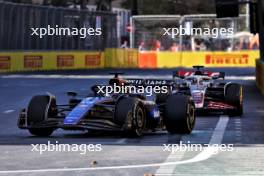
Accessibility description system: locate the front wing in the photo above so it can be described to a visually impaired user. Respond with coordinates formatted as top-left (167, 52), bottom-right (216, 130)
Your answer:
top-left (17, 109), bottom-right (124, 132)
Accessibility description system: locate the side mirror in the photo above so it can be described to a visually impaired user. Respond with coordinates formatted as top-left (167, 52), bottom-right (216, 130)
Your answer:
top-left (172, 71), bottom-right (181, 79)
top-left (67, 91), bottom-right (77, 97)
top-left (219, 72), bottom-right (225, 80)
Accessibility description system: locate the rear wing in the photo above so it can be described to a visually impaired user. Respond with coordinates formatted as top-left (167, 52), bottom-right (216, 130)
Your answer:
top-left (173, 70), bottom-right (225, 80)
top-left (107, 72), bottom-right (174, 87)
top-left (125, 79), bottom-right (174, 86)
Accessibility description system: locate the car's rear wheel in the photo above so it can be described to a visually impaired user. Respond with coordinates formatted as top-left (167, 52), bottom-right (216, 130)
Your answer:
top-left (115, 97), bottom-right (146, 137)
top-left (225, 83), bottom-right (243, 116)
top-left (164, 94), bottom-right (195, 134)
top-left (27, 95), bottom-right (55, 136)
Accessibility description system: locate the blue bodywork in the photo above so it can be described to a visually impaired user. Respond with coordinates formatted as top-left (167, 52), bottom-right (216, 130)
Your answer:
top-left (63, 97), bottom-right (108, 125)
top-left (149, 105), bottom-right (160, 119)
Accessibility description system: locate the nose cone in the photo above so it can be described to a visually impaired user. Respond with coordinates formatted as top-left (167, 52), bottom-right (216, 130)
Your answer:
top-left (191, 90), bottom-right (204, 108)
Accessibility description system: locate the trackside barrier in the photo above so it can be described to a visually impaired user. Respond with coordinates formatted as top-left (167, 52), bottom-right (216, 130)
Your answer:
top-left (138, 51), bottom-right (157, 68)
top-left (104, 48), bottom-right (138, 68)
top-left (137, 50), bottom-right (258, 68)
top-left (256, 59), bottom-right (264, 95)
top-left (156, 52), bottom-right (181, 68)
top-left (156, 50), bottom-right (259, 68)
top-left (0, 49), bottom-right (260, 73)
top-left (181, 51), bottom-right (259, 68)
top-left (0, 51), bottom-right (104, 73)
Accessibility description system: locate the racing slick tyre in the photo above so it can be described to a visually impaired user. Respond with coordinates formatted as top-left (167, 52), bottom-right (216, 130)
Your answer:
top-left (27, 95), bottom-right (55, 136)
top-left (155, 93), bottom-right (169, 104)
top-left (155, 86), bottom-right (171, 104)
top-left (115, 97), bottom-right (146, 137)
top-left (225, 83), bottom-right (243, 116)
top-left (28, 128), bottom-right (54, 137)
top-left (164, 94), bottom-right (195, 134)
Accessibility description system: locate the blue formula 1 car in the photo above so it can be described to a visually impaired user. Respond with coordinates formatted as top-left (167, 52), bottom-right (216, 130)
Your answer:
top-left (18, 73), bottom-right (196, 137)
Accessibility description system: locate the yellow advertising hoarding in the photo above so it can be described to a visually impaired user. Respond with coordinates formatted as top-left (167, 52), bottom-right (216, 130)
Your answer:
top-left (181, 51), bottom-right (259, 67)
top-left (0, 49), bottom-right (260, 73)
top-left (0, 51), bottom-right (104, 72)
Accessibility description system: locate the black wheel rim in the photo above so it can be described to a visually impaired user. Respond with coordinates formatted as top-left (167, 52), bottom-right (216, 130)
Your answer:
top-left (133, 105), bottom-right (145, 136)
top-left (187, 103), bottom-right (195, 130)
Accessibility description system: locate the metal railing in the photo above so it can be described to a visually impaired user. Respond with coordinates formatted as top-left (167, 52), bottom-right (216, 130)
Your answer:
top-left (0, 2), bottom-right (117, 51)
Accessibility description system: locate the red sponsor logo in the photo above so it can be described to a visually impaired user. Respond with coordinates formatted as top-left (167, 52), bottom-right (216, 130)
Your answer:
top-left (57, 55), bottom-right (74, 68)
top-left (205, 54), bottom-right (249, 65)
top-left (24, 55), bottom-right (42, 69)
top-left (0, 56), bottom-right (11, 70)
top-left (85, 54), bottom-right (101, 66)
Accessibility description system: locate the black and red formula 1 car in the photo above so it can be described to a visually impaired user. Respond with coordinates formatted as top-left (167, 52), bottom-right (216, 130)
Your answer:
top-left (173, 66), bottom-right (243, 116)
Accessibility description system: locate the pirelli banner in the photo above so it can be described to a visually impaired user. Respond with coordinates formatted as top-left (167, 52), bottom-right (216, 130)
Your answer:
top-left (0, 51), bottom-right (104, 72)
top-left (180, 51), bottom-right (259, 68)
top-left (137, 50), bottom-right (259, 68)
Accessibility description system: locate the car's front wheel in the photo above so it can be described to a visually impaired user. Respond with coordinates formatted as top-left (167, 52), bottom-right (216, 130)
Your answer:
top-left (29, 128), bottom-right (54, 136)
top-left (115, 97), bottom-right (146, 137)
top-left (164, 94), bottom-right (195, 134)
top-left (27, 95), bottom-right (56, 136)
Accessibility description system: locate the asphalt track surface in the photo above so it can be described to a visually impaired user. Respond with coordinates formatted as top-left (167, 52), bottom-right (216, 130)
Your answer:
top-left (0, 68), bottom-right (264, 176)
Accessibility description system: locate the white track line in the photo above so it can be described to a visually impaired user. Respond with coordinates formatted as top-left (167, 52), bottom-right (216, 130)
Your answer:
top-left (115, 138), bottom-right (127, 144)
top-left (0, 74), bottom-right (255, 80)
top-left (0, 116), bottom-right (229, 174)
top-left (3, 110), bottom-right (15, 114)
top-left (155, 150), bottom-right (185, 175)
top-left (209, 115), bottom-right (229, 144)
top-left (155, 115), bottom-right (229, 176)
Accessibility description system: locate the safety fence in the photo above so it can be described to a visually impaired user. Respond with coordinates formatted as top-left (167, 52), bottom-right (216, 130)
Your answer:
top-left (0, 2), bottom-right (117, 51)
top-left (131, 15), bottom-right (252, 52)
top-left (0, 49), bottom-right (259, 73)
top-left (256, 60), bottom-right (264, 95)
